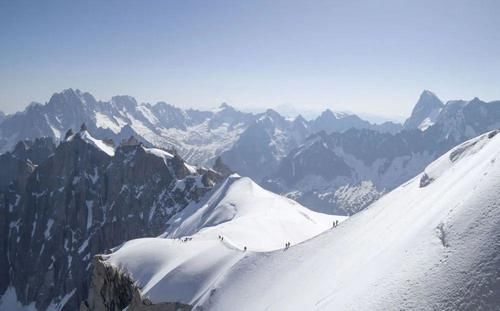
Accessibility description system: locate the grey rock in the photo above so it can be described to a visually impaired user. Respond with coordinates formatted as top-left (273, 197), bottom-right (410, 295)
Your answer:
top-left (81, 256), bottom-right (191, 311)
top-left (0, 129), bottom-right (222, 310)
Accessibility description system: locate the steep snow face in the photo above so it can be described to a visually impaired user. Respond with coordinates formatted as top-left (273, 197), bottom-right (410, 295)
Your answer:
top-left (79, 130), bottom-right (115, 156)
top-left (66, 130), bottom-right (115, 156)
top-left (142, 146), bottom-right (174, 162)
top-left (102, 175), bottom-right (345, 306)
top-left (200, 130), bottom-right (500, 310)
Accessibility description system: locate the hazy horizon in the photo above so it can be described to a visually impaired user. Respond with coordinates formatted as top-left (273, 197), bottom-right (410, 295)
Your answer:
top-left (1, 0), bottom-right (499, 117)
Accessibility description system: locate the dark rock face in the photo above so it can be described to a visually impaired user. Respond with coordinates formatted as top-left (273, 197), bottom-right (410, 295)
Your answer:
top-left (81, 257), bottom-right (192, 311)
top-left (212, 157), bottom-right (233, 178)
top-left (0, 130), bottom-right (222, 310)
top-left (0, 138), bottom-right (56, 192)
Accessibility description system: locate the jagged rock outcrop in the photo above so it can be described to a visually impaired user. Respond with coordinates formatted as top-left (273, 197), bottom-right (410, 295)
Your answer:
top-left (212, 157), bottom-right (233, 177)
top-left (81, 256), bottom-right (192, 311)
top-left (0, 129), bottom-right (222, 310)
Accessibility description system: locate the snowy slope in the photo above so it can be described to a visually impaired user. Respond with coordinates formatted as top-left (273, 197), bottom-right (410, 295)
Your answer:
top-left (101, 175), bottom-right (346, 306)
top-left (106, 130), bottom-right (500, 310)
top-left (78, 130), bottom-right (115, 156)
top-left (201, 130), bottom-right (500, 310)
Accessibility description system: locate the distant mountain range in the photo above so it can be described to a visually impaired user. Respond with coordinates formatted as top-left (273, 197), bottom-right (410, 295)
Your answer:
top-left (2, 88), bottom-right (500, 216)
top-left (266, 91), bottom-right (500, 214)
top-left (2, 89), bottom-right (500, 310)
top-left (0, 88), bottom-right (401, 165)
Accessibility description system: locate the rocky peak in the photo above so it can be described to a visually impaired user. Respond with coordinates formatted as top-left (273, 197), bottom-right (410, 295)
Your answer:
top-left (209, 102), bottom-right (254, 129)
top-left (80, 122), bottom-right (88, 132)
top-left (0, 128), bottom-right (223, 310)
top-left (48, 88), bottom-right (96, 109)
top-left (152, 101), bottom-right (189, 130)
top-left (404, 90), bottom-right (444, 130)
top-left (218, 102), bottom-right (234, 111)
top-left (110, 95), bottom-right (138, 111)
top-left (212, 156), bottom-right (233, 177)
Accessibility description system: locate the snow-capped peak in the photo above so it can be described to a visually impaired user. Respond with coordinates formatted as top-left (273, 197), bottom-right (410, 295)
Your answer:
top-left (65, 128), bottom-right (115, 156)
top-left (404, 89), bottom-right (444, 130)
top-left (163, 175), bottom-right (345, 250)
top-left (101, 174), bottom-right (345, 306)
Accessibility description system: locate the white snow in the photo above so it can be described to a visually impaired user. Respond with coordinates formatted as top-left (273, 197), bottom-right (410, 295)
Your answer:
top-left (44, 114), bottom-right (62, 139)
top-left (44, 219), bottom-right (54, 239)
top-left (67, 130), bottom-right (115, 156)
top-left (80, 131), bottom-right (115, 156)
top-left (184, 163), bottom-right (198, 174)
top-left (142, 146), bottom-right (174, 162)
top-left (94, 112), bottom-right (122, 133)
top-left (417, 116), bottom-right (434, 131)
top-left (86, 200), bottom-right (93, 230)
top-left (78, 238), bottom-right (89, 254)
top-left (199, 130), bottom-right (500, 310)
top-left (103, 175), bottom-right (345, 306)
top-left (105, 130), bottom-right (500, 310)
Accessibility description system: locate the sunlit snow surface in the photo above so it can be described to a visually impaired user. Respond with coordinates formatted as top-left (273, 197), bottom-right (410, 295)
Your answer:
top-left (103, 175), bottom-right (345, 306)
top-left (105, 131), bottom-right (500, 310)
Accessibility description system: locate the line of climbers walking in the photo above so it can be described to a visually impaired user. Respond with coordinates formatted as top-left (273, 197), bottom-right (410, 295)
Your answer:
top-left (218, 234), bottom-right (248, 252)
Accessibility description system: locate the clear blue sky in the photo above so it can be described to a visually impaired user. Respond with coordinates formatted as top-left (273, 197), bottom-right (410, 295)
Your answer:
top-left (1, 0), bottom-right (499, 118)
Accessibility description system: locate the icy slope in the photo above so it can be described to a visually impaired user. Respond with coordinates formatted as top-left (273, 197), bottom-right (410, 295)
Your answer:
top-left (102, 176), bottom-right (345, 306)
top-left (203, 130), bottom-right (500, 310)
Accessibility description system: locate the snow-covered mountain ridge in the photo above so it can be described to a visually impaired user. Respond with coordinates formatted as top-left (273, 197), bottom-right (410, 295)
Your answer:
top-left (0, 88), bottom-right (400, 166)
top-left (83, 175), bottom-right (346, 309)
top-left (91, 129), bottom-right (500, 310)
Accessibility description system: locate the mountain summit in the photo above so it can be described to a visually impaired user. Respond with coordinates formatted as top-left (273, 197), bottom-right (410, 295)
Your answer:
top-left (404, 90), bottom-right (444, 130)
